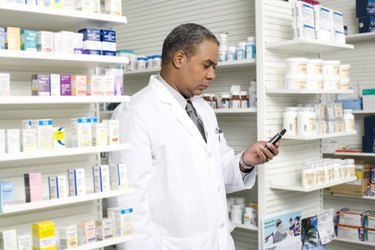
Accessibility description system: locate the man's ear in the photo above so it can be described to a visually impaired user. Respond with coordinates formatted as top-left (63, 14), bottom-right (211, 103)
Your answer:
top-left (172, 50), bottom-right (185, 69)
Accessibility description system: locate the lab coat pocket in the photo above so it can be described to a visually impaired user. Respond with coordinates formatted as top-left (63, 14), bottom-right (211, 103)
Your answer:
top-left (162, 233), bottom-right (211, 250)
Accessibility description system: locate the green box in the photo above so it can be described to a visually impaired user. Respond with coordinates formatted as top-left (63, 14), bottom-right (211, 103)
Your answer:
top-left (21, 30), bottom-right (38, 51)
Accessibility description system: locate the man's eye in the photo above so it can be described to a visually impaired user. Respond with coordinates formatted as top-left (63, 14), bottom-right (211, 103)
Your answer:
top-left (203, 64), bottom-right (210, 69)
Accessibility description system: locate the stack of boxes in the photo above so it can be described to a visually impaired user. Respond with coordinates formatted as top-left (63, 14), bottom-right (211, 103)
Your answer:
top-left (356, 0), bottom-right (375, 33)
top-left (362, 116), bottom-right (375, 153)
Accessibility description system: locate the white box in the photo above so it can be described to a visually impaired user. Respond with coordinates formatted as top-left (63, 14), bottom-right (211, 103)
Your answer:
top-left (92, 123), bottom-right (107, 146)
top-left (114, 207), bottom-right (133, 236)
top-left (337, 225), bottom-right (364, 241)
top-left (68, 168), bottom-right (86, 196)
top-left (35, 119), bottom-right (53, 151)
top-left (53, 127), bottom-right (65, 149)
top-left (0, 73), bottom-right (10, 96)
top-left (102, 75), bottom-right (114, 96)
top-left (49, 74), bottom-right (61, 96)
top-left (59, 225), bottom-right (78, 249)
top-left (72, 33), bottom-right (83, 54)
top-left (0, 129), bottom-right (5, 155)
top-left (86, 75), bottom-right (103, 96)
top-left (107, 207), bottom-right (117, 236)
top-left (314, 5), bottom-right (333, 42)
top-left (48, 175), bottom-right (67, 199)
top-left (362, 89), bottom-right (375, 110)
top-left (293, 1), bottom-right (315, 40)
top-left (337, 210), bottom-right (364, 227)
top-left (21, 128), bottom-right (37, 152)
top-left (53, 32), bottom-right (63, 53)
top-left (6, 129), bottom-right (20, 154)
top-left (103, 119), bottom-right (120, 145)
top-left (105, 68), bottom-right (123, 96)
top-left (93, 165), bottom-right (110, 193)
top-left (75, 0), bottom-right (100, 13)
top-left (105, 0), bottom-right (122, 16)
top-left (37, 31), bottom-right (53, 53)
top-left (95, 218), bottom-right (113, 240)
top-left (17, 233), bottom-right (32, 250)
top-left (71, 117), bottom-right (92, 148)
top-left (0, 229), bottom-right (17, 250)
top-left (109, 164), bottom-right (127, 190)
top-left (59, 31), bottom-right (74, 54)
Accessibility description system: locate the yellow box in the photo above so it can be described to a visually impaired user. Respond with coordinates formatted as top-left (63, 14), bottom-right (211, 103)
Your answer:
top-left (32, 221), bottom-right (56, 250)
top-left (71, 75), bottom-right (87, 96)
top-left (6, 27), bottom-right (20, 51)
top-left (52, 0), bottom-right (64, 9)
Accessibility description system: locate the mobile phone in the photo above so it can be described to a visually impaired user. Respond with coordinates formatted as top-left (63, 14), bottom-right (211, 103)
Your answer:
top-left (268, 129), bottom-right (286, 145)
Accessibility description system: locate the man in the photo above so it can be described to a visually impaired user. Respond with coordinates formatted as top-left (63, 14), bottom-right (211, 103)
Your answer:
top-left (274, 219), bottom-right (287, 243)
top-left (109, 23), bottom-right (280, 250)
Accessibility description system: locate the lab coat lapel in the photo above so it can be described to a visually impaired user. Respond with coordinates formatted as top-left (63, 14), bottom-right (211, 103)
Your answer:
top-left (148, 76), bottom-right (207, 149)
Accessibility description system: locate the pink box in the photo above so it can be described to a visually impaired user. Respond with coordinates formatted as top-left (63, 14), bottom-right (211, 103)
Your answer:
top-left (102, 75), bottom-right (114, 96)
top-left (87, 75), bottom-right (103, 96)
top-left (24, 172), bottom-right (42, 202)
top-left (71, 75), bottom-right (87, 96)
top-left (60, 74), bottom-right (72, 96)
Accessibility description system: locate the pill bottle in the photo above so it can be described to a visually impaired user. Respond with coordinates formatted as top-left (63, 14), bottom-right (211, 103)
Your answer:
top-left (226, 46), bottom-right (237, 61)
top-left (283, 107), bottom-right (298, 135)
top-left (221, 93), bottom-right (230, 109)
top-left (137, 55), bottom-right (147, 70)
top-left (152, 55), bottom-right (162, 68)
top-left (231, 90), bottom-right (241, 109)
top-left (231, 205), bottom-right (242, 224)
top-left (240, 91), bottom-right (249, 108)
top-left (245, 36), bottom-right (255, 59)
top-left (203, 93), bottom-right (212, 106)
top-left (343, 109), bottom-right (355, 132)
top-left (236, 42), bottom-right (246, 61)
top-left (211, 94), bottom-right (218, 109)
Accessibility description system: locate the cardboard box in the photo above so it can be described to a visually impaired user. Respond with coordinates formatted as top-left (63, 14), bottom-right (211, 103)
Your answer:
top-left (363, 89), bottom-right (375, 110)
top-left (336, 224), bottom-right (364, 241)
top-left (6, 27), bottom-right (21, 50)
top-left (32, 221), bottom-right (56, 250)
top-left (364, 116), bottom-right (375, 136)
top-left (324, 162), bottom-right (372, 196)
top-left (336, 210), bottom-right (364, 227)
top-left (0, 229), bottom-right (17, 250)
top-left (364, 210), bottom-right (375, 229)
top-left (21, 29), bottom-right (38, 51)
top-left (365, 228), bottom-right (375, 242)
top-left (362, 136), bottom-right (375, 153)
top-left (24, 172), bottom-right (43, 202)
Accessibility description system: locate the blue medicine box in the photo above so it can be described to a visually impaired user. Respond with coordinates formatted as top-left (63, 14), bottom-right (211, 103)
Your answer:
top-left (335, 98), bottom-right (363, 110)
top-left (21, 30), bottom-right (38, 51)
top-left (356, 0), bottom-right (375, 17)
top-left (364, 116), bottom-right (375, 136)
top-left (0, 27), bottom-right (5, 50)
top-left (359, 16), bottom-right (375, 33)
top-left (101, 29), bottom-right (116, 56)
top-left (79, 28), bottom-right (101, 41)
top-left (83, 50), bottom-right (101, 55)
top-left (362, 136), bottom-right (375, 153)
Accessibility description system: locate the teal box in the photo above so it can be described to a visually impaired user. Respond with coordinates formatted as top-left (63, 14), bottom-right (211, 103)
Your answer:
top-left (0, 181), bottom-right (13, 212)
top-left (21, 29), bottom-right (38, 51)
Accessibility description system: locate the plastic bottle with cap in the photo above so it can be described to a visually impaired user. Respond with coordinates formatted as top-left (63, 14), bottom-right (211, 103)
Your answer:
top-left (246, 36), bottom-right (255, 59)
top-left (226, 46), bottom-right (237, 61)
top-left (236, 42), bottom-right (246, 61)
top-left (248, 80), bottom-right (257, 108)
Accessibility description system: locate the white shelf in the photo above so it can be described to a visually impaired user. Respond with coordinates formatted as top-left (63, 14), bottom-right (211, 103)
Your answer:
top-left (333, 238), bottom-right (375, 247)
top-left (333, 152), bottom-right (375, 157)
top-left (346, 32), bottom-right (375, 43)
top-left (0, 50), bottom-right (129, 69)
top-left (0, 96), bottom-right (130, 105)
top-left (1, 188), bottom-right (134, 215)
top-left (63, 235), bottom-right (134, 250)
top-left (323, 193), bottom-right (375, 201)
top-left (270, 177), bottom-right (357, 192)
top-left (214, 108), bottom-right (257, 114)
top-left (232, 223), bottom-right (258, 231)
top-left (0, 4), bottom-right (127, 31)
top-left (352, 110), bottom-right (375, 115)
top-left (124, 59), bottom-right (256, 76)
top-left (266, 39), bottom-right (354, 54)
top-left (266, 89), bottom-right (354, 95)
top-left (0, 144), bottom-right (131, 162)
top-left (284, 131), bottom-right (357, 140)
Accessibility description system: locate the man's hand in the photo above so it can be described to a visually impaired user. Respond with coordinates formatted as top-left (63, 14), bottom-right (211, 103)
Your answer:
top-left (242, 141), bottom-right (280, 166)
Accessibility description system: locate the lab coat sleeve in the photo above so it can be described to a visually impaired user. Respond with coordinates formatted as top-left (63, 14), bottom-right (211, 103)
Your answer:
top-left (220, 135), bottom-right (257, 194)
top-left (107, 102), bottom-right (153, 250)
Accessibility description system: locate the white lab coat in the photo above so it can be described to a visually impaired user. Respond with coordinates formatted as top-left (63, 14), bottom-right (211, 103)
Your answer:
top-left (108, 75), bottom-right (256, 250)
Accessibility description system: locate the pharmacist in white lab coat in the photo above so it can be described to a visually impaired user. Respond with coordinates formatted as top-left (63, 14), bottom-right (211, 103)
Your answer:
top-left (108, 23), bottom-right (280, 250)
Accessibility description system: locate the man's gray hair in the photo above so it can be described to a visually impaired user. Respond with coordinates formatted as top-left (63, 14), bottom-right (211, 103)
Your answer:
top-left (161, 23), bottom-right (219, 65)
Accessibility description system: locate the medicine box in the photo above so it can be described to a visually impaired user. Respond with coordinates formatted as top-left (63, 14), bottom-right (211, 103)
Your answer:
top-left (102, 74), bottom-right (114, 96)
top-left (32, 74), bottom-right (50, 96)
top-left (101, 29), bottom-right (116, 56)
top-left (52, 0), bottom-right (64, 8)
top-left (71, 75), bottom-right (87, 96)
top-left (115, 207), bottom-right (133, 236)
top-left (92, 123), bottom-right (107, 146)
top-left (0, 181), bottom-right (14, 211)
top-left (105, 0), bottom-right (122, 16)
top-left (293, 1), bottom-right (315, 40)
top-left (21, 128), bottom-right (37, 152)
top-left (71, 117), bottom-right (92, 148)
top-left (37, 31), bottom-right (53, 53)
top-left (358, 16), bottom-right (375, 33)
top-left (96, 218), bottom-right (113, 240)
top-left (49, 74), bottom-right (61, 96)
top-left (68, 168), bottom-right (86, 196)
top-left (53, 127), bottom-right (65, 149)
top-left (32, 221), bottom-right (56, 250)
top-left (356, 0), bottom-right (373, 18)
top-left (368, 183), bottom-right (375, 196)
top-left (0, 129), bottom-right (4, 154)
top-left (364, 210), bottom-right (375, 229)
top-left (86, 75), bottom-right (103, 96)
top-left (336, 210), bottom-right (364, 227)
top-left (0, 27), bottom-right (5, 49)
top-left (24, 172), bottom-right (43, 202)
top-left (78, 221), bottom-right (96, 244)
top-left (6, 129), bottom-right (20, 154)
top-left (103, 119), bottom-right (120, 145)
top-left (58, 225), bottom-right (78, 249)
top-left (48, 175), bottom-right (67, 199)
top-left (93, 165), bottom-right (110, 192)
top-left (53, 32), bottom-right (62, 53)
top-left (79, 28), bottom-right (101, 51)
top-left (0, 229), bottom-right (17, 250)
top-left (363, 89), bottom-right (375, 110)
top-left (75, 0), bottom-right (101, 13)
top-left (365, 228), bottom-right (375, 242)
top-left (362, 136), bottom-right (375, 153)
top-left (0, 73), bottom-right (10, 96)
top-left (106, 68), bottom-right (123, 96)
top-left (364, 116), bottom-right (375, 136)
top-left (109, 164), bottom-right (127, 190)
top-left (73, 32), bottom-right (83, 54)
top-left (314, 5), bottom-right (333, 42)
top-left (36, 119), bottom-right (54, 151)
top-left (336, 224), bottom-right (364, 241)
top-left (335, 98), bottom-right (362, 111)
top-left (59, 31), bottom-right (74, 54)
top-left (17, 233), bottom-right (32, 250)
top-left (21, 29), bottom-right (38, 51)
top-left (324, 162), bottom-right (372, 196)
top-left (6, 27), bottom-right (21, 50)
top-left (60, 74), bottom-right (72, 96)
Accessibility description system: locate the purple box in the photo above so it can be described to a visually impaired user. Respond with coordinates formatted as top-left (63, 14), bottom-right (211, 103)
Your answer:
top-left (60, 74), bottom-right (72, 96)
top-left (31, 74), bottom-right (50, 96)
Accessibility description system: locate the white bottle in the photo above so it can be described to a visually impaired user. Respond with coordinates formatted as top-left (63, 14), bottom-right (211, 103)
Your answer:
top-left (345, 159), bottom-right (356, 179)
top-left (248, 80), bottom-right (257, 108)
top-left (236, 42), bottom-right (246, 61)
top-left (343, 109), bottom-right (355, 132)
top-left (231, 205), bottom-right (242, 224)
top-left (245, 36), bottom-right (255, 59)
top-left (243, 207), bottom-right (254, 225)
top-left (283, 107), bottom-right (298, 135)
top-left (226, 46), bottom-right (237, 61)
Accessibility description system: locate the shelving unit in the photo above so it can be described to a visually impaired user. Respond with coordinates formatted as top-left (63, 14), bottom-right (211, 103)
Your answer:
top-left (214, 108), bottom-right (257, 114)
top-left (346, 32), bottom-right (375, 43)
top-left (333, 238), bottom-right (375, 247)
top-left (352, 110), bottom-right (375, 115)
top-left (333, 152), bottom-right (375, 157)
top-left (63, 235), bottom-right (134, 250)
top-left (324, 193), bottom-right (375, 201)
top-left (233, 223), bottom-right (258, 231)
top-left (266, 39), bottom-right (354, 54)
top-left (283, 131), bottom-right (357, 140)
top-left (0, 96), bottom-right (131, 105)
top-left (0, 144), bottom-right (131, 162)
top-left (1, 188), bottom-right (135, 215)
top-left (270, 177), bottom-right (357, 192)
top-left (266, 89), bottom-right (354, 95)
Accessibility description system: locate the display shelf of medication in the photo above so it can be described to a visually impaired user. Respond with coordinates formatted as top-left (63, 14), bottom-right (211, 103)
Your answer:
top-left (0, 144), bottom-right (131, 162)
top-left (283, 131), bottom-right (357, 140)
top-left (324, 193), bottom-right (375, 201)
top-left (0, 3), bottom-right (127, 32)
top-left (0, 50), bottom-right (128, 69)
top-left (266, 89), bottom-right (353, 95)
top-left (61, 235), bottom-right (134, 250)
top-left (333, 238), bottom-right (375, 247)
top-left (352, 110), bottom-right (375, 115)
top-left (0, 188), bottom-right (134, 215)
top-left (346, 32), bottom-right (375, 43)
top-left (0, 96), bottom-right (130, 104)
top-left (232, 223), bottom-right (258, 231)
top-left (333, 152), bottom-right (375, 157)
top-left (214, 108), bottom-right (257, 114)
top-left (270, 177), bottom-right (357, 192)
